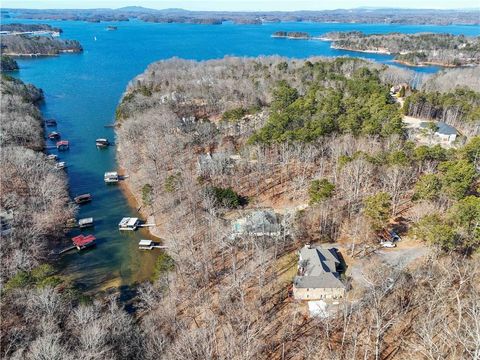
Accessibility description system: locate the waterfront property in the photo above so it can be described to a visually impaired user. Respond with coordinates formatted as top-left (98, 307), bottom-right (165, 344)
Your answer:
top-left (72, 234), bottom-right (96, 250)
top-left (119, 217), bottom-right (139, 231)
top-left (293, 244), bottom-right (345, 301)
top-left (104, 171), bottom-right (119, 183)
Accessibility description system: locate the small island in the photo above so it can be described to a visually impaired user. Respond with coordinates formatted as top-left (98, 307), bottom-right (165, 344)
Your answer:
top-left (272, 31), bottom-right (311, 39)
top-left (320, 31), bottom-right (480, 67)
top-left (0, 24), bottom-right (83, 56)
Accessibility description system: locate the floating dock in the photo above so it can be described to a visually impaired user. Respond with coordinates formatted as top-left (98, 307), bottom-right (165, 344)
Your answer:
top-left (138, 239), bottom-right (167, 250)
top-left (119, 217), bottom-right (139, 231)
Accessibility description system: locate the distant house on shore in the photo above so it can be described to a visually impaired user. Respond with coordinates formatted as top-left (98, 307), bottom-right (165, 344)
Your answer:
top-left (293, 245), bottom-right (345, 301)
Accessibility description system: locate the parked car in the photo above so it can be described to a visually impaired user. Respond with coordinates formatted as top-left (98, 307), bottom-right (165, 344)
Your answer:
top-left (382, 241), bottom-right (396, 248)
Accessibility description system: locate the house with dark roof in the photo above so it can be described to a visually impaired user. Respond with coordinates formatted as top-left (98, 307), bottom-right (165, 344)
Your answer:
top-left (293, 244), bottom-right (345, 301)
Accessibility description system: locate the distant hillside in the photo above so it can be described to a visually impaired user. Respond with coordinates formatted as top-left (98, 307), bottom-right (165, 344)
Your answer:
top-left (321, 32), bottom-right (480, 67)
top-left (2, 7), bottom-right (479, 25)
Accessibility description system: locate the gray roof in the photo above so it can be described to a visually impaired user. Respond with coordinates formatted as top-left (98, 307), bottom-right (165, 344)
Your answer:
top-left (294, 273), bottom-right (344, 289)
top-left (420, 121), bottom-right (457, 136)
top-left (295, 246), bottom-right (344, 289)
top-left (232, 210), bottom-right (281, 235)
top-left (299, 246), bottom-right (340, 276)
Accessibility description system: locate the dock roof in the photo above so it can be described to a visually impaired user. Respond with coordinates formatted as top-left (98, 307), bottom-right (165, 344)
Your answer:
top-left (72, 234), bottom-right (96, 247)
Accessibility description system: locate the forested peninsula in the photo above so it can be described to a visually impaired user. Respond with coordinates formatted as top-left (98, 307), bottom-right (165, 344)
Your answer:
top-left (113, 56), bottom-right (480, 359)
top-left (321, 31), bottom-right (480, 67)
top-left (0, 55), bottom-right (19, 71)
top-left (0, 34), bottom-right (82, 56)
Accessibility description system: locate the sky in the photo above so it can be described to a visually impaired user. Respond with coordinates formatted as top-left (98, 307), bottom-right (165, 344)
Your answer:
top-left (2, 0), bottom-right (479, 10)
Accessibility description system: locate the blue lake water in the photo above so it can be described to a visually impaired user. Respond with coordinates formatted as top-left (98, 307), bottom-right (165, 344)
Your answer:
top-left (6, 18), bottom-right (480, 292)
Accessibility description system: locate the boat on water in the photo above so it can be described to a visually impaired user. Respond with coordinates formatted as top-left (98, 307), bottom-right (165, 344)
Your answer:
top-left (72, 234), bottom-right (96, 250)
top-left (78, 217), bottom-right (94, 228)
top-left (104, 171), bottom-right (119, 183)
top-left (48, 131), bottom-right (60, 140)
top-left (46, 154), bottom-right (58, 161)
top-left (54, 161), bottom-right (67, 170)
top-left (45, 119), bottom-right (57, 127)
top-left (96, 138), bottom-right (110, 147)
top-left (56, 140), bottom-right (69, 150)
top-left (74, 193), bottom-right (92, 205)
top-left (118, 217), bottom-right (139, 231)
top-left (106, 26), bottom-right (117, 31)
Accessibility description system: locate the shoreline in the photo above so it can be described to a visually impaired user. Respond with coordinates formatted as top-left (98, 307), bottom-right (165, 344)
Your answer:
top-left (392, 59), bottom-right (458, 68)
top-left (330, 45), bottom-right (392, 55)
top-left (4, 50), bottom-right (82, 57)
top-left (117, 166), bottom-right (164, 242)
top-left (271, 35), bottom-right (311, 40)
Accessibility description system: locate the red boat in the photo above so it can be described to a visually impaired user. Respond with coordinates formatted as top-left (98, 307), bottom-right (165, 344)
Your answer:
top-left (72, 234), bottom-right (96, 250)
top-left (56, 140), bottom-right (69, 150)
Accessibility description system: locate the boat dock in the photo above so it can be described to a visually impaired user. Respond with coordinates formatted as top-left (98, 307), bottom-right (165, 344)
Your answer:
top-left (138, 239), bottom-right (167, 250)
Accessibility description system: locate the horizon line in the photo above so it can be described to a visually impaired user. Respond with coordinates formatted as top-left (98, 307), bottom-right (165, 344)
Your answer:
top-left (2, 6), bottom-right (480, 11)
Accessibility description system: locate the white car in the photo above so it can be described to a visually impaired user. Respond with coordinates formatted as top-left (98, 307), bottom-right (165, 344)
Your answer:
top-left (382, 241), bottom-right (396, 248)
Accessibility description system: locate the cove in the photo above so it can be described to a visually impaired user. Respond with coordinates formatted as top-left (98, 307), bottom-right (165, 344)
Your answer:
top-left (5, 18), bottom-right (479, 292)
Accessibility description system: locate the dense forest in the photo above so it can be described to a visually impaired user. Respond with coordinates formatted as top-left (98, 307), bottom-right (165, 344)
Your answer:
top-left (0, 34), bottom-right (82, 56)
top-left (3, 7), bottom-right (479, 25)
top-left (1, 55), bottom-right (479, 359)
top-left (0, 75), bottom-right (74, 278)
top-left (421, 66), bottom-right (480, 93)
top-left (112, 56), bottom-right (480, 359)
top-left (321, 32), bottom-right (480, 66)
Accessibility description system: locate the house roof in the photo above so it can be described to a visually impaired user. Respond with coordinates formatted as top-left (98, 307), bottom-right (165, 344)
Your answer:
top-left (232, 210), bottom-right (281, 235)
top-left (295, 245), bottom-right (345, 289)
top-left (420, 121), bottom-right (457, 136)
top-left (299, 246), bottom-right (340, 276)
top-left (294, 273), bottom-right (345, 289)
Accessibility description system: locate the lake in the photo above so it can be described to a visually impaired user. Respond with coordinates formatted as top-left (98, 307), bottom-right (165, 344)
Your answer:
top-left (6, 18), bottom-right (480, 292)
